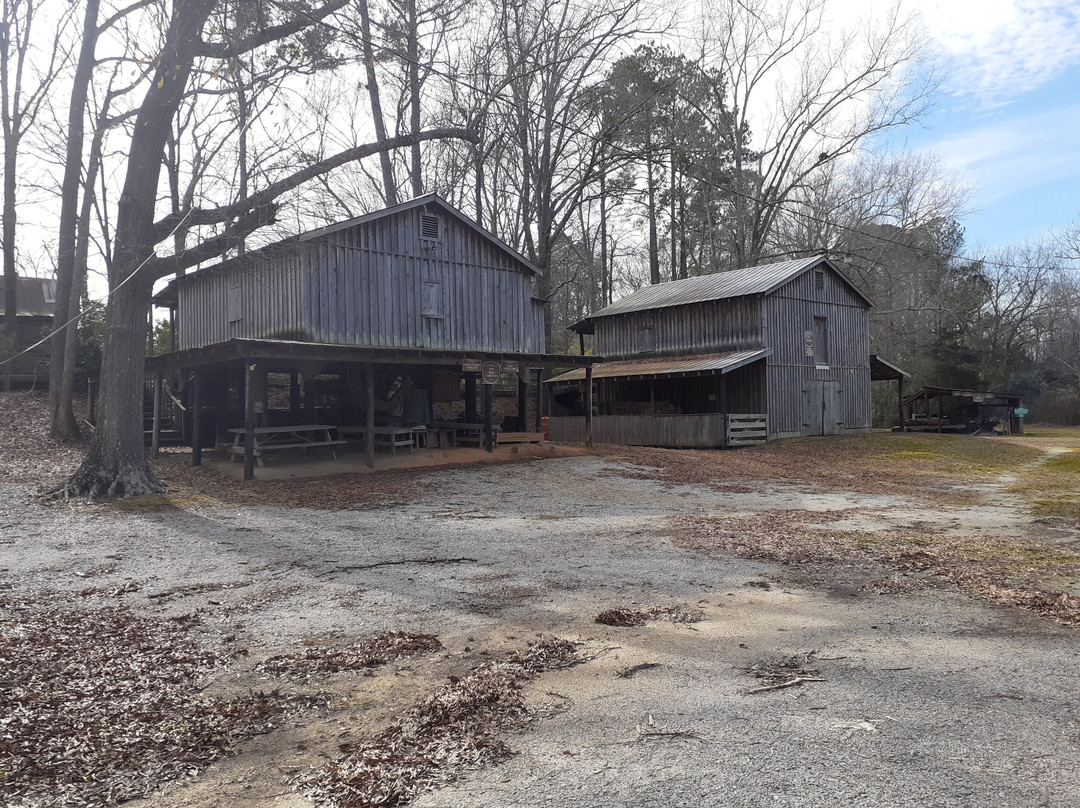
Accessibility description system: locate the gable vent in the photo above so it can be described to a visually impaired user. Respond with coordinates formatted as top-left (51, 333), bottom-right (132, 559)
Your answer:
top-left (420, 213), bottom-right (441, 241)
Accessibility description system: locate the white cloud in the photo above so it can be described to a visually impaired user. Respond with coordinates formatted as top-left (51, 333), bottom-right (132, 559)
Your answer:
top-left (916, 0), bottom-right (1080, 101)
top-left (931, 103), bottom-right (1080, 203)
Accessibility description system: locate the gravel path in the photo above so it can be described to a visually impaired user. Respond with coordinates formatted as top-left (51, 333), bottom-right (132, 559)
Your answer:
top-left (3, 453), bottom-right (1079, 807)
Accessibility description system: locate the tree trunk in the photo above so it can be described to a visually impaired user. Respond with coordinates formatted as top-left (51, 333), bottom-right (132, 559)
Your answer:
top-left (50, 0), bottom-right (99, 439)
top-left (357, 0), bottom-right (397, 205)
top-left (62, 275), bottom-right (161, 497)
top-left (406, 0), bottom-right (422, 197)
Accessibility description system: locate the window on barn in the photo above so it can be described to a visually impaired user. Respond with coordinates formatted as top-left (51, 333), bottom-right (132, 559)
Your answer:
top-left (420, 212), bottom-right (441, 241)
top-left (814, 271), bottom-right (825, 291)
top-left (813, 316), bottom-right (829, 367)
top-left (422, 280), bottom-right (443, 318)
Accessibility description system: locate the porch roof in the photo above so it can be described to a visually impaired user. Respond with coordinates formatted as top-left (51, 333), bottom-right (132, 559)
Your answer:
top-left (547, 349), bottom-right (771, 382)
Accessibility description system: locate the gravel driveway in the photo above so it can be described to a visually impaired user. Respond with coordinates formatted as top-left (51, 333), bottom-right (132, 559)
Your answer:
top-left (3, 453), bottom-right (1078, 807)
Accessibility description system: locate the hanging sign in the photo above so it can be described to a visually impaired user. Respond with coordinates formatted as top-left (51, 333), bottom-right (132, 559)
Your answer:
top-left (481, 360), bottom-right (502, 384)
top-left (1014, 407), bottom-right (1028, 418)
top-left (462, 359), bottom-right (482, 372)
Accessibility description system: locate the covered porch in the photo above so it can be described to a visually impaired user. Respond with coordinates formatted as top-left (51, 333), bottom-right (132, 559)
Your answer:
top-left (144, 338), bottom-right (595, 479)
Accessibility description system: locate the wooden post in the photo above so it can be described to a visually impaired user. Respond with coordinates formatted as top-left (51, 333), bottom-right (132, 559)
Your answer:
top-left (897, 377), bottom-right (906, 432)
top-left (483, 382), bottom-right (493, 452)
top-left (650, 379), bottom-right (656, 414)
top-left (191, 370), bottom-right (202, 467)
top-left (533, 368), bottom-right (543, 432)
top-left (517, 370), bottom-right (528, 429)
top-left (304, 368), bottom-right (317, 423)
top-left (151, 370), bottom-right (163, 454)
top-left (365, 363), bottom-right (375, 468)
top-left (168, 308), bottom-right (176, 352)
top-left (244, 362), bottom-right (257, 481)
top-left (936, 393), bottom-right (943, 434)
top-left (578, 332), bottom-right (586, 357)
top-left (464, 372), bottom-right (477, 423)
top-left (290, 371), bottom-right (300, 413)
top-left (585, 364), bottom-right (594, 448)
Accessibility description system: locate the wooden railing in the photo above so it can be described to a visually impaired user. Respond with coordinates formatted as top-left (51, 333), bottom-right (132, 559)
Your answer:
top-left (548, 413), bottom-right (768, 448)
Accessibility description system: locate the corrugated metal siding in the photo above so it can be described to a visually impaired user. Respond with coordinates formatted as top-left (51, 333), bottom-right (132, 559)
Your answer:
top-left (764, 271), bottom-right (871, 436)
top-left (595, 296), bottom-right (764, 359)
top-left (176, 208), bottom-right (545, 354)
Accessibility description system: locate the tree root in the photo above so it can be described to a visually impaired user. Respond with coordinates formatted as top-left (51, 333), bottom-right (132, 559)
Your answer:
top-left (50, 459), bottom-right (167, 500)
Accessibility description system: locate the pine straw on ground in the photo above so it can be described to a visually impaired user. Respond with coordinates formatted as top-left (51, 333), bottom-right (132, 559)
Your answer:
top-left (670, 511), bottom-right (1080, 625)
top-left (297, 637), bottom-right (582, 808)
top-left (594, 605), bottom-right (703, 627)
top-left (598, 432), bottom-right (1044, 502)
top-left (0, 602), bottom-right (323, 808)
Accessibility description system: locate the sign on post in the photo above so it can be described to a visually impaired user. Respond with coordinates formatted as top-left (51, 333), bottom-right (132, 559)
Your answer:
top-left (462, 359), bottom-right (482, 373)
top-left (1014, 407), bottom-right (1028, 418)
top-left (481, 360), bottom-right (502, 384)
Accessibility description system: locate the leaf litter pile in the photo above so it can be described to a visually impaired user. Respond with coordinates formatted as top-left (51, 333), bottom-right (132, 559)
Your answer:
top-left (0, 604), bottom-right (324, 808)
top-left (745, 651), bottom-right (825, 694)
top-left (298, 637), bottom-right (582, 808)
top-left (258, 632), bottom-right (442, 681)
top-left (671, 511), bottom-right (1080, 625)
top-left (594, 605), bottom-right (703, 627)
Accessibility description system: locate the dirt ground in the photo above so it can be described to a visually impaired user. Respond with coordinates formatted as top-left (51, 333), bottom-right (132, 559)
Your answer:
top-left (2, 392), bottom-right (1080, 807)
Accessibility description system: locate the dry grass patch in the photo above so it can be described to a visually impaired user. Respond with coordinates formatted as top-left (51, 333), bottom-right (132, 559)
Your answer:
top-left (595, 605), bottom-right (703, 627)
top-left (671, 511), bottom-right (1080, 624)
top-left (600, 433), bottom-right (1040, 501)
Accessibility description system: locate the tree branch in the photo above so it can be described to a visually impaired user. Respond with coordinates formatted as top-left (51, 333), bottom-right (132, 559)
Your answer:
top-left (195, 0), bottom-right (349, 60)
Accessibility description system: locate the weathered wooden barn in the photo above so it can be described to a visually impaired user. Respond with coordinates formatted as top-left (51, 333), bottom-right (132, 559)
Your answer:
top-left (0, 276), bottom-right (56, 387)
top-left (147, 194), bottom-right (593, 477)
top-left (549, 255), bottom-right (874, 445)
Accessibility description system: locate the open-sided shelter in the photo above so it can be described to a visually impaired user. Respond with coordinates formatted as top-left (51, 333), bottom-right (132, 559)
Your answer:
top-left (549, 255), bottom-right (874, 446)
top-left (147, 194), bottom-right (593, 477)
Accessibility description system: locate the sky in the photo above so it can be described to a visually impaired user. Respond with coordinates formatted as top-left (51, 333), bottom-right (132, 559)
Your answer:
top-left (879, 0), bottom-right (1080, 251)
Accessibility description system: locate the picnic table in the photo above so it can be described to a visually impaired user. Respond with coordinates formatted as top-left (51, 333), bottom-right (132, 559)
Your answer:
top-left (227, 424), bottom-right (346, 466)
top-left (430, 422), bottom-right (500, 448)
top-left (338, 424), bottom-right (423, 454)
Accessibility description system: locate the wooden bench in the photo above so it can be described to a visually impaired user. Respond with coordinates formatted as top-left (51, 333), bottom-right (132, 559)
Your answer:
top-left (497, 432), bottom-right (545, 444)
top-left (338, 425), bottom-right (421, 454)
top-left (227, 425), bottom-right (346, 467)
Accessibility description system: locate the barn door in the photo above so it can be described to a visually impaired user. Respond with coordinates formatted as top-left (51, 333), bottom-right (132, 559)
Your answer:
top-left (802, 380), bottom-right (842, 436)
top-left (822, 381), bottom-right (841, 435)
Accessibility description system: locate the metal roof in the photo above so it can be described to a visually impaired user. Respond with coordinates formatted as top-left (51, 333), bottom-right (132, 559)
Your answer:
top-left (572, 256), bottom-right (872, 331)
top-left (0, 276), bottom-right (56, 318)
top-left (548, 349), bottom-right (771, 382)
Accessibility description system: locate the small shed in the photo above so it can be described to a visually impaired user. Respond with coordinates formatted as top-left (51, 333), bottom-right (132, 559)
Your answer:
top-left (0, 276), bottom-right (56, 387)
top-left (902, 386), bottom-right (1024, 434)
top-left (147, 194), bottom-right (593, 477)
top-left (549, 255), bottom-right (876, 445)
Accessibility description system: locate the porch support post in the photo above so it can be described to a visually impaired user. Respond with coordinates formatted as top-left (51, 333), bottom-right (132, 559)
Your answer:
top-left (517, 371), bottom-right (528, 428)
top-left (483, 382), bottom-right (493, 452)
top-left (578, 332), bottom-right (586, 357)
top-left (191, 370), bottom-right (202, 467)
top-left (897, 376), bottom-right (905, 432)
top-left (244, 361), bottom-right (258, 481)
top-left (290, 371), bottom-right (301, 413)
top-left (585, 364), bottom-right (594, 448)
top-left (937, 393), bottom-right (943, 433)
top-left (533, 368), bottom-right (543, 432)
top-left (151, 370), bottom-right (163, 455)
top-left (304, 367), bottom-right (317, 423)
top-left (365, 363), bottom-right (375, 468)
top-left (464, 372), bottom-right (477, 423)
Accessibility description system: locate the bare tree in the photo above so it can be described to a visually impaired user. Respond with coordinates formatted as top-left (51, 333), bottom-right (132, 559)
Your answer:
top-left (702, 0), bottom-right (936, 267)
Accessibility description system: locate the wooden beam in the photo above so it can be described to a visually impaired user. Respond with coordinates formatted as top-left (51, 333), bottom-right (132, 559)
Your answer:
top-left (244, 362), bottom-right (257, 481)
top-left (517, 370), bottom-right (528, 428)
top-left (365, 363), bottom-right (375, 468)
top-left (191, 371), bottom-right (202, 467)
top-left (290, 371), bottom-right (300, 413)
top-left (533, 368), bottom-right (543, 432)
top-left (897, 376), bottom-right (905, 432)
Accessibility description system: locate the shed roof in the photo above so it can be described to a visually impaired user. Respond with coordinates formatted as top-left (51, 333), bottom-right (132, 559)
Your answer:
top-left (571, 255), bottom-right (871, 332)
top-left (547, 349), bottom-right (771, 382)
top-left (0, 276), bottom-right (56, 318)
